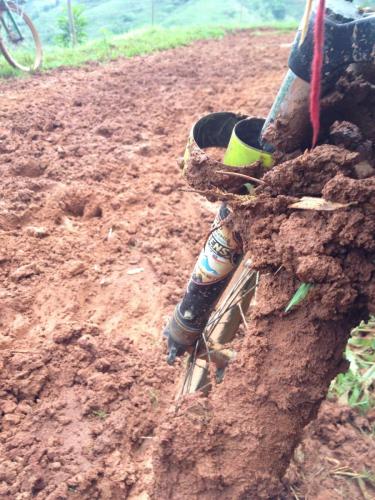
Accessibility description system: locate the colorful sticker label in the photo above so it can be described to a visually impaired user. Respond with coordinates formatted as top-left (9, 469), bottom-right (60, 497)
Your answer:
top-left (192, 211), bottom-right (241, 284)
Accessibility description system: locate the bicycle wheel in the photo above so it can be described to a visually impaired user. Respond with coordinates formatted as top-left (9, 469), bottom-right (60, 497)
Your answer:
top-left (0, 1), bottom-right (42, 72)
top-left (176, 257), bottom-right (258, 398)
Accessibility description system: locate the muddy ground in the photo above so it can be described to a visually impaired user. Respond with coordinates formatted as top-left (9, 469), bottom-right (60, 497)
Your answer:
top-left (0, 31), bottom-right (374, 499)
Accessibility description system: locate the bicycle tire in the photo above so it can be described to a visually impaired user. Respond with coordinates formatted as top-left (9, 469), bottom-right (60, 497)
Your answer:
top-left (177, 257), bottom-right (257, 398)
top-left (0, 2), bottom-right (42, 72)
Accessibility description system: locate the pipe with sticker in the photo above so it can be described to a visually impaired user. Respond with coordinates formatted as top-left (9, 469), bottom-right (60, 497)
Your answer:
top-left (164, 114), bottom-right (272, 364)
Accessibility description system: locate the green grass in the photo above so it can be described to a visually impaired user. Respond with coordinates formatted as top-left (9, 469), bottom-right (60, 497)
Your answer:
top-left (0, 25), bottom-right (224, 77)
top-left (26, 0), bottom-right (304, 45)
top-left (0, 23), bottom-right (296, 78)
top-left (91, 409), bottom-right (108, 420)
top-left (285, 283), bottom-right (313, 312)
top-left (329, 318), bottom-right (375, 414)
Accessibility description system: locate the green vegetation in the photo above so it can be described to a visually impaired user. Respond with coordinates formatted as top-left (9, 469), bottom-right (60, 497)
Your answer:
top-left (25, 0), bottom-right (304, 45)
top-left (252, 0), bottom-right (288, 20)
top-left (285, 283), bottom-right (313, 313)
top-left (0, 23), bottom-right (296, 78)
top-left (148, 388), bottom-right (159, 407)
top-left (329, 318), bottom-right (375, 414)
top-left (0, 0), bottom-right (300, 77)
top-left (55, 3), bottom-right (88, 47)
top-left (329, 468), bottom-right (375, 498)
top-left (92, 409), bottom-right (108, 420)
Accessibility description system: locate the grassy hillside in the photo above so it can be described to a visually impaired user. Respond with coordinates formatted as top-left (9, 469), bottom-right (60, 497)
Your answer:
top-left (26, 0), bottom-right (305, 45)
top-left (0, 25), bottom-right (224, 77)
top-left (0, 22), bottom-right (298, 78)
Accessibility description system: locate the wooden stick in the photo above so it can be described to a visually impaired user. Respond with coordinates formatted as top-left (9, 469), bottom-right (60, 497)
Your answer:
top-left (215, 170), bottom-right (266, 185)
top-left (299, 0), bottom-right (313, 46)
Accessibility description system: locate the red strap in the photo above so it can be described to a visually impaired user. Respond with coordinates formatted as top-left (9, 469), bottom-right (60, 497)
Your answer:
top-left (310, 0), bottom-right (326, 148)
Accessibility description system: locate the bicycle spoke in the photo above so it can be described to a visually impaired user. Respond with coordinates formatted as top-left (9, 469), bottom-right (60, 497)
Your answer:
top-left (206, 270), bottom-right (257, 340)
top-left (177, 263), bottom-right (259, 399)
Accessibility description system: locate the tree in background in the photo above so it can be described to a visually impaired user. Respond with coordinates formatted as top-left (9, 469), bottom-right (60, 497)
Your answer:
top-left (55, 2), bottom-right (87, 47)
top-left (67, 0), bottom-right (77, 46)
top-left (252, 0), bottom-right (286, 20)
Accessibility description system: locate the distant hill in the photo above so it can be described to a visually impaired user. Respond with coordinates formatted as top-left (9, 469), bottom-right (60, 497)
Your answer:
top-left (26, 0), bottom-right (306, 45)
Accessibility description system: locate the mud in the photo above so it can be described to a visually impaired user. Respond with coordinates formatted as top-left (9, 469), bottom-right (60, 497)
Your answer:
top-left (0, 330), bottom-right (175, 498)
top-left (0, 31), bottom-right (373, 499)
top-left (286, 400), bottom-right (375, 499)
top-left (184, 141), bottom-right (266, 198)
top-left (153, 69), bottom-right (375, 497)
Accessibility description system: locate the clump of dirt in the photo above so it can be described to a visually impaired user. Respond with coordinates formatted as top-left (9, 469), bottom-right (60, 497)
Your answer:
top-left (183, 142), bottom-right (266, 197)
top-left (152, 71), bottom-right (375, 497)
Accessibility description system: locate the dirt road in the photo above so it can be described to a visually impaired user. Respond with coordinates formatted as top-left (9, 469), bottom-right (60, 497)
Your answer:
top-left (0, 31), bottom-right (373, 499)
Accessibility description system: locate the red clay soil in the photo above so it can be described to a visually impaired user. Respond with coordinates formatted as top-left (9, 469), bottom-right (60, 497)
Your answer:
top-left (154, 143), bottom-right (375, 498)
top-left (153, 68), bottom-right (375, 497)
top-left (0, 31), bottom-right (373, 499)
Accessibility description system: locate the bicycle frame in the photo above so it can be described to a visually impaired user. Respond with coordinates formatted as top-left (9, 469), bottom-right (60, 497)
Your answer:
top-left (0, 1), bottom-right (24, 42)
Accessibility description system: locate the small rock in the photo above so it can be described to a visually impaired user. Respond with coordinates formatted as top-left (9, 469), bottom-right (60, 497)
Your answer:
top-left (100, 277), bottom-right (112, 287)
top-left (56, 146), bottom-right (65, 159)
top-left (49, 462), bottom-right (62, 471)
top-left (53, 401), bottom-right (67, 411)
top-left (96, 126), bottom-right (114, 138)
top-left (293, 445), bottom-right (305, 464)
top-left (330, 120), bottom-right (362, 148)
top-left (26, 226), bottom-right (49, 238)
top-left (0, 334), bottom-right (12, 349)
top-left (56, 416), bottom-right (72, 426)
top-left (30, 476), bottom-right (45, 495)
top-left (45, 120), bottom-right (63, 132)
top-left (77, 335), bottom-right (97, 352)
top-left (62, 217), bottom-right (76, 233)
top-left (11, 264), bottom-right (40, 282)
top-left (95, 359), bottom-right (111, 372)
top-left (149, 256), bottom-right (162, 267)
top-left (354, 161), bottom-right (375, 179)
top-left (52, 325), bottom-right (82, 345)
top-left (13, 159), bottom-right (44, 178)
top-left (0, 460), bottom-right (18, 483)
top-left (65, 261), bottom-right (86, 277)
top-left (137, 144), bottom-right (150, 156)
top-left (2, 414), bottom-right (21, 425)
top-left (354, 415), bottom-right (371, 431)
top-left (1, 400), bottom-right (17, 414)
top-left (126, 267), bottom-right (144, 275)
